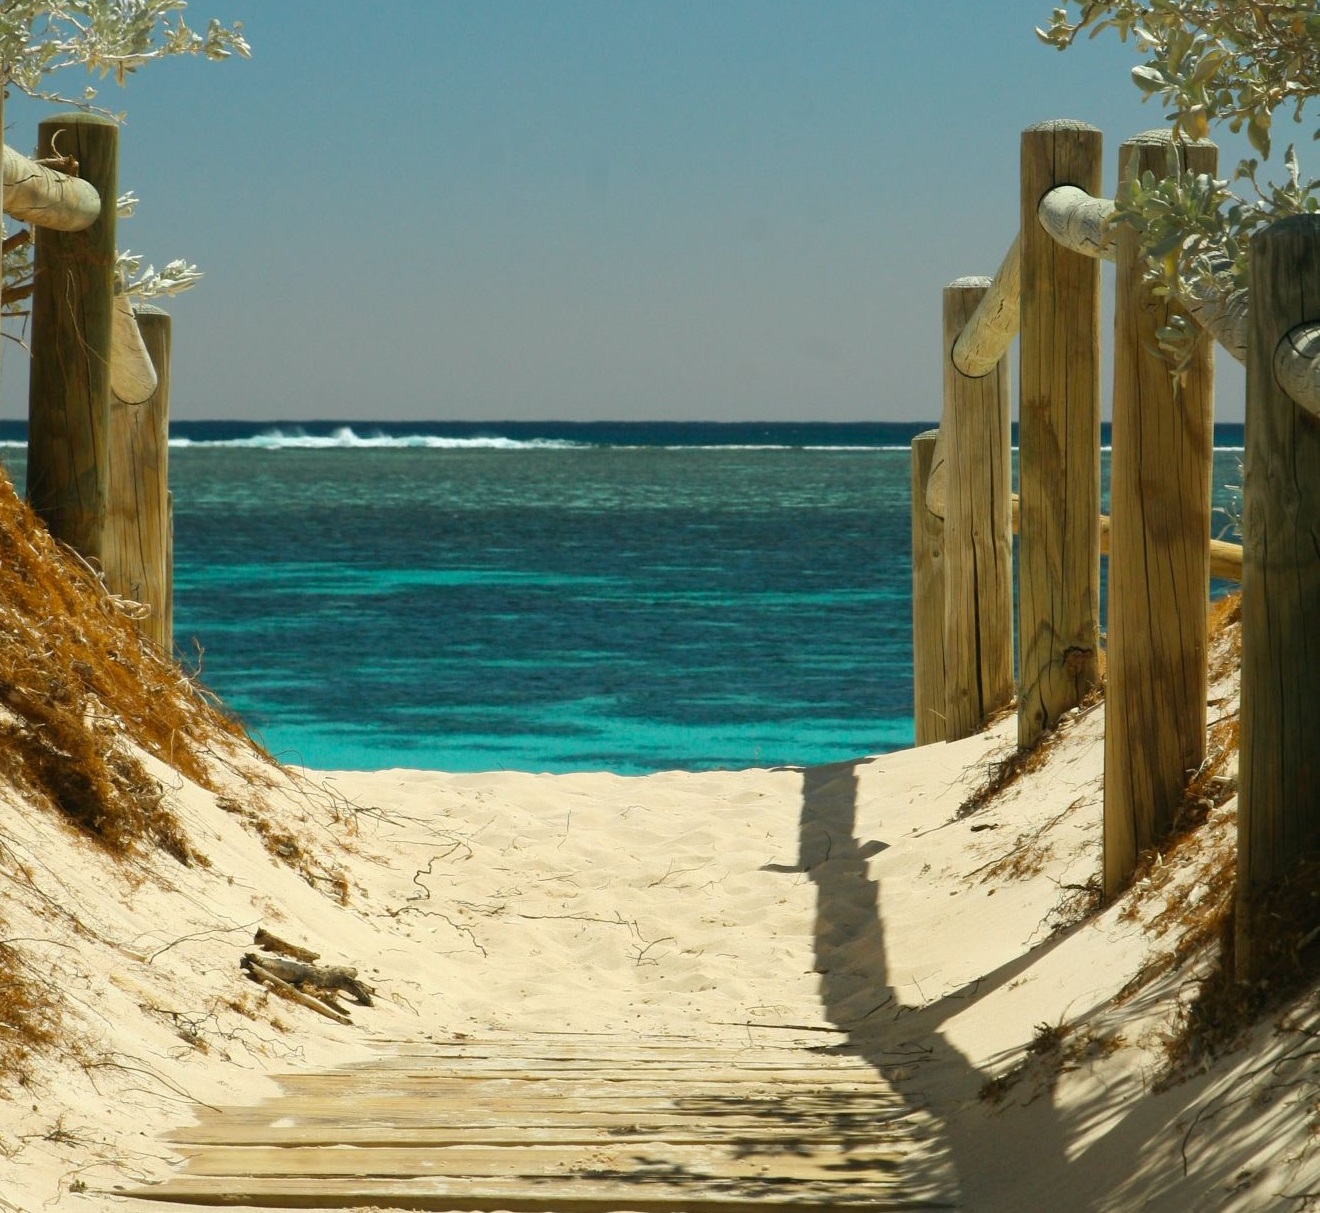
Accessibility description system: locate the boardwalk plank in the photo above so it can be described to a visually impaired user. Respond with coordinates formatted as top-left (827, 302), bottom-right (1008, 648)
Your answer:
top-left (173, 1141), bottom-right (910, 1180)
top-left (117, 1034), bottom-right (946, 1210)
top-left (122, 1174), bottom-right (950, 1210)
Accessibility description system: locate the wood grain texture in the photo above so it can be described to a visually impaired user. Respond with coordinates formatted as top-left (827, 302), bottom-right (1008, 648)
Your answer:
top-left (910, 431), bottom-right (946, 745)
top-left (26, 113), bottom-right (118, 562)
top-left (1103, 132), bottom-right (1217, 899)
top-left (950, 236), bottom-right (1020, 377)
top-left (1017, 120), bottom-right (1103, 750)
top-left (1273, 320), bottom-right (1320, 420)
top-left (1036, 185), bottom-right (1115, 260)
top-left (110, 292), bottom-right (158, 404)
top-left (1, 141), bottom-right (100, 231)
top-left (942, 280), bottom-right (1013, 741)
top-left (104, 306), bottom-right (172, 651)
top-left (121, 1035), bottom-right (945, 1210)
top-left (1236, 213), bottom-right (1320, 981)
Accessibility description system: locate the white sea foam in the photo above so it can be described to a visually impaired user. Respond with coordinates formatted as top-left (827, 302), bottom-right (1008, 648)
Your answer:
top-left (167, 426), bottom-right (584, 451)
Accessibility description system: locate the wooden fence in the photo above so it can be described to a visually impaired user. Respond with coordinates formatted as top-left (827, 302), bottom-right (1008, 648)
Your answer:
top-left (913, 118), bottom-right (1320, 978)
top-left (3, 107), bottom-right (174, 652)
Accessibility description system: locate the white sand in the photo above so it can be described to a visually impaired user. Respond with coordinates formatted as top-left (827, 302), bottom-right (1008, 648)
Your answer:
top-left (1, 665), bottom-right (1317, 1210)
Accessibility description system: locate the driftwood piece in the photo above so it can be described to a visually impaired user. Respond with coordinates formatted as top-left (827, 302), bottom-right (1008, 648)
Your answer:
top-left (242, 952), bottom-right (374, 1006)
top-left (241, 957), bottom-right (353, 1026)
top-left (254, 927), bottom-right (320, 963)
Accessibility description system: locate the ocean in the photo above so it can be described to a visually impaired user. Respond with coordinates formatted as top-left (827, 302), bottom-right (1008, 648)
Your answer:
top-left (0, 420), bottom-right (1246, 775)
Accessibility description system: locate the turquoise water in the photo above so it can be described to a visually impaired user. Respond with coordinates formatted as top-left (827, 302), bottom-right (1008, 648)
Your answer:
top-left (0, 421), bottom-right (1245, 774)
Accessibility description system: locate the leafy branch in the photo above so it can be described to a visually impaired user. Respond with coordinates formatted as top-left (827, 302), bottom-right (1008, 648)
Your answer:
top-left (0, 2), bottom-right (248, 106)
top-left (0, 4), bottom-right (245, 330)
top-left (1040, 2), bottom-right (1320, 352)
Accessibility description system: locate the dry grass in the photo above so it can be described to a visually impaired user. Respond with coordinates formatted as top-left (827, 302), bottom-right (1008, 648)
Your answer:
top-left (0, 938), bottom-right (59, 1085)
top-left (1159, 850), bottom-right (1320, 1083)
top-left (957, 685), bottom-right (1103, 820)
top-left (1103, 594), bottom-right (1319, 1080)
top-left (0, 470), bottom-right (250, 859)
top-left (979, 1017), bottom-right (1126, 1105)
top-left (216, 795), bottom-right (352, 905)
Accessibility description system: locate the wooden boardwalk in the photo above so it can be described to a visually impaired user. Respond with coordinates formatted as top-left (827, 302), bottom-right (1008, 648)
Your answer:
top-left (118, 1031), bottom-right (953, 1210)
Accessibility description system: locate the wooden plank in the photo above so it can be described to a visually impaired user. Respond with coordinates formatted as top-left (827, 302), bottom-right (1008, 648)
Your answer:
top-left (128, 1030), bottom-right (934, 1210)
top-left (117, 1174), bottom-right (947, 1211)
top-left (172, 1141), bottom-right (912, 1181)
top-left (286, 1054), bottom-right (879, 1075)
top-left (171, 1092), bottom-right (909, 1121)
top-left (1103, 131), bottom-right (1217, 898)
top-left (381, 1035), bottom-right (839, 1052)
top-left (271, 1072), bottom-right (887, 1094)
top-left (168, 1122), bottom-right (917, 1149)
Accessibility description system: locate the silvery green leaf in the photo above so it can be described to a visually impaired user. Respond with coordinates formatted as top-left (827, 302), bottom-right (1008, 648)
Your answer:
top-left (1132, 64), bottom-right (1167, 92)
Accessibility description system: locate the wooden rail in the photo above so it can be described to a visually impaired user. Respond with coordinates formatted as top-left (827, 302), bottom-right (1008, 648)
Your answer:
top-left (917, 117), bottom-right (1320, 972)
top-left (915, 121), bottom-right (1254, 911)
top-left (2, 142), bottom-right (100, 230)
top-left (949, 158), bottom-right (1320, 413)
top-left (922, 491), bottom-right (1243, 581)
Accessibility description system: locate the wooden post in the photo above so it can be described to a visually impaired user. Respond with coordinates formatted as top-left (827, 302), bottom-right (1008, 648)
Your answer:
top-left (911, 430), bottom-right (946, 745)
top-left (105, 305), bottom-right (172, 651)
top-left (27, 113), bottom-right (117, 562)
top-left (943, 277), bottom-right (1014, 740)
top-left (1017, 119), bottom-right (1103, 750)
top-left (1236, 214), bottom-right (1320, 981)
top-left (1103, 131), bottom-right (1217, 898)
top-left (165, 489), bottom-right (175, 648)
top-left (0, 90), bottom-right (4, 396)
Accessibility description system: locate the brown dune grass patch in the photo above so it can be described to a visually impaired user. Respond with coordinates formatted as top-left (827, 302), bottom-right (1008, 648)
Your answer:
top-left (0, 468), bottom-right (251, 858)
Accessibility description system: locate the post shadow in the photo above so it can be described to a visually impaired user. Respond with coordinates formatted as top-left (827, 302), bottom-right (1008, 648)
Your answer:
top-left (797, 759), bottom-right (1075, 1206)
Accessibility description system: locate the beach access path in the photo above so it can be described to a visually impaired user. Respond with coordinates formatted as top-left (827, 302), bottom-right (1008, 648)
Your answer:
top-left (70, 679), bottom-right (1320, 1212)
top-left (122, 1028), bottom-right (947, 1209)
top-left (106, 721), bottom-right (1104, 1211)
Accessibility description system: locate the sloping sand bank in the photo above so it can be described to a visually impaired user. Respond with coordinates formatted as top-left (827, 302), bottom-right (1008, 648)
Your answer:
top-left (2, 682), bottom-right (1317, 1210)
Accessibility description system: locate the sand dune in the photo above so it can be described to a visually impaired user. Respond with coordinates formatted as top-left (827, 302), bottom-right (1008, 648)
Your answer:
top-left (0, 612), bottom-right (1317, 1209)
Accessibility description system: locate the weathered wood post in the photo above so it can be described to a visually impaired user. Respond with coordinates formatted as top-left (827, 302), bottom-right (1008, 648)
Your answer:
top-left (1236, 213), bottom-right (1320, 981)
top-left (27, 113), bottom-right (117, 563)
top-left (1017, 120), bottom-right (1103, 749)
top-left (1103, 131), bottom-right (1217, 898)
top-left (165, 489), bottom-right (175, 647)
top-left (942, 277), bottom-right (1014, 740)
top-left (105, 305), bottom-right (172, 651)
top-left (911, 429), bottom-right (946, 745)
top-left (0, 88), bottom-right (5, 395)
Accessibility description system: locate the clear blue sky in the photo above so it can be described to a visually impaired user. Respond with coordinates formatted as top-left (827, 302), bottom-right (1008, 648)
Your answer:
top-left (2, 0), bottom-right (1255, 422)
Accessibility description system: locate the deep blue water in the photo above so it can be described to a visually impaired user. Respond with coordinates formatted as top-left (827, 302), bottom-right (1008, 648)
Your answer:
top-left (0, 420), bottom-right (1246, 774)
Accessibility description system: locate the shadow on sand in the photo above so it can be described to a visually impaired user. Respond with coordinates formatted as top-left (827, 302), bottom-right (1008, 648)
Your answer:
top-left (791, 759), bottom-right (1264, 1210)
